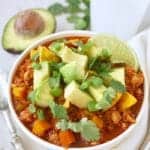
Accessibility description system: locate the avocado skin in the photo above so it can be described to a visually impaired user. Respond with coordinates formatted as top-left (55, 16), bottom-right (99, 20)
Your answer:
top-left (2, 8), bottom-right (56, 53)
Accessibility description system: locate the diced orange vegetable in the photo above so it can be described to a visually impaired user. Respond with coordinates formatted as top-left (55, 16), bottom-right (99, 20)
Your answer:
top-left (30, 49), bottom-right (38, 60)
top-left (92, 115), bottom-right (103, 128)
top-left (63, 100), bottom-right (70, 108)
top-left (32, 120), bottom-right (51, 137)
top-left (118, 92), bottom-right (137, 111)
top-left (38, 46), bottom-right (60, 62)
top-left (12, 86), bottom-right (27, 99)
top-left (59, 130), bottom-right (75, 147)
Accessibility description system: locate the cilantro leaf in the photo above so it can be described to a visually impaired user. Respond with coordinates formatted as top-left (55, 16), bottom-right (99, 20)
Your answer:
top-left (56, 118), bottom-right (100, 141)
top-left (110, 80), bottom-right (126, 93)
top-left (31, 63), bottom-right (41, 70)
top-left (103, 87), bottom-right (116, 103)
top-left (48, 3), bottom-right (65, 15)
top-left (80, 76), bottom-right (103, 90)
top-left (28, 90), bottom-right (37, 103)
top-left (80, 80), bottom-right (90, 90)
top-left (89, 76), bottom-right (103, 87)
top-left (37, 109), bottom-right (45, 120)
top-left (56, 119), bottom-right (69, 131)
top-left (49, 100), bottom-right (68, 120)
top-left (28, 104), bottom-right (36, 113)
top-left (50, 87), bottom-right (63, 97)
top-left (49, 42), bottom-right (63, 53)
top-left (80, 119), bottom-right (100, 141)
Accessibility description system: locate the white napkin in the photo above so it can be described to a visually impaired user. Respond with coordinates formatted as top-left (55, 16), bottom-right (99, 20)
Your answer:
top-left (91, 0), bottom-right (150, 40)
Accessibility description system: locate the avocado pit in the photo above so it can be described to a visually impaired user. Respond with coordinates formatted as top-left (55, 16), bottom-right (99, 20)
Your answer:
top-left (14, 10), bottom-right (45, 37)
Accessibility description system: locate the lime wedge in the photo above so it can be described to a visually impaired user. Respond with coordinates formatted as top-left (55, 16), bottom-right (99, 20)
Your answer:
top-left (92, 34), bottom-right (139, 70)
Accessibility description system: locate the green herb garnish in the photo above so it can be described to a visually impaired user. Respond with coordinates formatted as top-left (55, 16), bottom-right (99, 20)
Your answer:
top-left (37, 109), bottom-right (45, 120)
top-left (28, 104), bottom-right (36, 113)
top-left (32, 63), bottom-right (41, 70)
top-left (49, 42), bottom-right (63, 53)
top-left (50, 87), bottom-right (63, 97)
top-left (28, 90), bottom-right (37, 103)
top-left (49, 100), bottom-right (68, 119)
top-left (56, 118), bottom-right (100, 141)
top-left (110, 80), bottom-right (126, 93)
top-left (48, 0), bottom-right (90, 30)
top-left (80, 76), bottom-right (103, 90)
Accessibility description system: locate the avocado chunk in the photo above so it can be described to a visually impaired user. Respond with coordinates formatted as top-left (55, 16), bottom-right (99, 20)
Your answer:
top-left (35, 78), bottom-right (54, 107)
top-left (60, 61), bottom-right (85, 83)
top-left (2, 9), bottom-right (56, 53)
top-left (89, 85), bottom-right (107, 102)
top-left (56, 46), bottom-right (88, 69)
top-left (64, 81), bottom-right (93, 108)
top-left (33, 61), bottom-right (50, 89)
top-left (110, 67), bottom-right (125, 85)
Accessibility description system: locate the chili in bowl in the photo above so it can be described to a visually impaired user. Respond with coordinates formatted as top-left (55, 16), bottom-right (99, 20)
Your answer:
top-left (8, 31), bottom-right (148, 150)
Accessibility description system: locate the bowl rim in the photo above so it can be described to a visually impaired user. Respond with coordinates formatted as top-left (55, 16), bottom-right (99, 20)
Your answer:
top-left (8, 30), bottom-right (149, 150)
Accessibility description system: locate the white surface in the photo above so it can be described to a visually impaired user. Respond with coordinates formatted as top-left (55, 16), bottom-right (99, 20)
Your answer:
top-left (0, 0), bottom-right (149, 150)
top-left (91, 0), bottom-right (150, 40)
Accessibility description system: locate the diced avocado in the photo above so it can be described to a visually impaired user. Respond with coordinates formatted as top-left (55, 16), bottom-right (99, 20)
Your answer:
top-left (60, 61), bottom-right (85, 83)
top-left (64, 81), bottom-right (93, 108)
top-left (57, 46), bottom-right (88, 69)
top-left (110, 67), bottom-right (125, 85)
top-left (33, 61), bottom-right (50, 89)
top-left (89, 85), bottom-right (107, 102)
top-left (2, 9), bottom-right (56, 53)
top-left (35, 78), bottom-right (54, 107)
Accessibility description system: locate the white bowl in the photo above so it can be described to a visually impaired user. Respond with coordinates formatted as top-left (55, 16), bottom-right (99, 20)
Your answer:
top-left (8, 30), bottom-right (149, 150)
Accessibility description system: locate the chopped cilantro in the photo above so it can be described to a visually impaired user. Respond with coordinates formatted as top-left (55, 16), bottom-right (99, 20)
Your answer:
top-left (49, 100), bottom-right (68, 119)
top-left (80, 80), bottom-right (90, 90)
top-left (103, 87), bottom-right (116, 103)
top-left (110, 80), bottom-right (126, 93)
top-left (80, 76), bottom-right (103, 90)
top-left (48, 3), bottom-right (65, 15)
top-left (37, 109), bottom-right (45, 120)
top-left (56, 118), bottom-right (100, 141)
top-left (27, 90), bottom-right (37, 103)
top-left (50, 87), bottom-right (63, 97)
top-left (31, 63), bottom-right (41, 70)
top-left (28, 104), bottom-right (36, 113)
top-left (49, 42), bottom-right (63, 53)
top-left (89, 76), bottom-right (103, 87)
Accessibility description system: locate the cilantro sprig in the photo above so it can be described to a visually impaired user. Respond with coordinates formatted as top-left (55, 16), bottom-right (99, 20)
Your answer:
top-left (48, 0), bottom-right (90, 30)
top-left (49, 100), bottom-right (68, 120)
top-left (80, 76), bottom-right (103, 90)
top-left (56, 118), bottom-right (100, 141)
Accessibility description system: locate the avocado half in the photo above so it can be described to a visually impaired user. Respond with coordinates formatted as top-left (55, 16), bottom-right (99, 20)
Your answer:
top-left (2, 8), bottom-right (56, 53)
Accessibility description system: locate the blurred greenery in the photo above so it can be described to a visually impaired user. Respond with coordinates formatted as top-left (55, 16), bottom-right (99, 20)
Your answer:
top-left (48, 0), bottom-right (90, 30)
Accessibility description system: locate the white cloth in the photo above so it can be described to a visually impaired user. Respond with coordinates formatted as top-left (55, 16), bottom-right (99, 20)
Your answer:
top-left (91, 0), bottom-right (150, 40)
